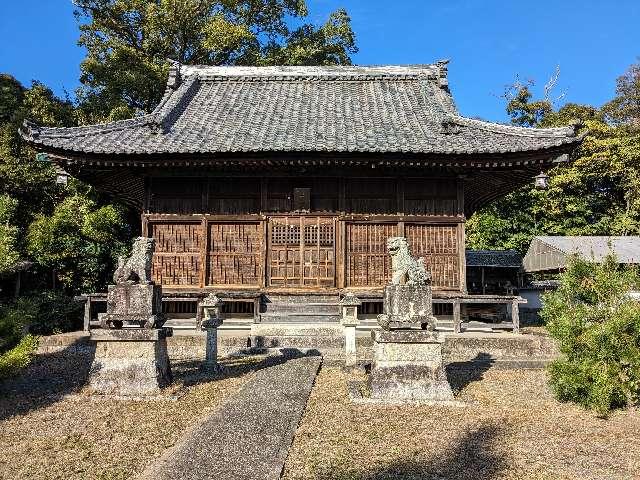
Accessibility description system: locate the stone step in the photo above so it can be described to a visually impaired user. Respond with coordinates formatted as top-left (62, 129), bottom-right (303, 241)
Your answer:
top-left (261, 302), bottom-right (340, 314)
top-left (259, 312), bottom-right (341, 323)
top-left (251, 323), bottom-right (344, 351)
top-left (262, 294), bottom-right (339, 304)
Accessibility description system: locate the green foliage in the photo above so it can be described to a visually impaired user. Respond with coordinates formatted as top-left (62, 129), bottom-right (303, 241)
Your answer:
top-left (27, 194), bottom-right (129, 292)
top-left (543, 255), bottom-right (640, 414)
top-left (0, 334), bottom-right (38, 380)
top-left (0, 194), bottom-right (20, 276)
top-left (24, 290), bottom-right (84, 335)
top-left (0, 297), bottom-right (30, 351)
top-left (506, 85), bottom-right (552, 127)
top-left (73, 0), bottom-right (357, 119)
top-left (0, 291), bottom-right (82, 348)
top-left (467, 61), bottom-right (640, 253)
top-left (602, 60), bottom-right (640, 128)
top-left (0, 74), bottom-right (133, 295)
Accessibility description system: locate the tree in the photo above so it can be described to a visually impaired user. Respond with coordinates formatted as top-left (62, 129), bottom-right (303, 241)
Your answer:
top-left (0, 194), bottom-right (20, 276)
top-left (543, 255), bottom-right (640, 415)
top-left (73, 0), bottom-right (358, 120)
top-left (466, 62), bottom-right (640, 253)
top-left (0, 74), bottom-right (133, 295)
top-left (27, 193), bottom-right (129, 293)
top-left (602, 60), bottom-right (640, 128)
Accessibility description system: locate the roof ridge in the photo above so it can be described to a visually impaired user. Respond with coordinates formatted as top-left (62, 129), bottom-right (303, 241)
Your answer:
top-left (177, 64), bottom-right (446, 80)
top-left (20, 115), bottom-right (152, 141)
top-left (150, 75), bottom-right (201, 133)
top-left (452, 116), bottom-right (581, 139)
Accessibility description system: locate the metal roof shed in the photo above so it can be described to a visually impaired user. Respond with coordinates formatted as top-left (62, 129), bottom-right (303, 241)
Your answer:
top-left (523, 236), bottom-right (640, 273)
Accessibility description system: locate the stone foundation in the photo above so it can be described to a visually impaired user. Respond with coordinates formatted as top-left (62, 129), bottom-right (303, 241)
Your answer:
top-left (88, 328), bottom-right (173, 397)
top-left (370, 330), bottom-right (454, 402)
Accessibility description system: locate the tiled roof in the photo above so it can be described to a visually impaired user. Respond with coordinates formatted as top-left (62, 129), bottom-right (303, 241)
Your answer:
top-left (20, 63), bottom-right (583, 156)
top-left (466, 250), bottom-right (523, 268)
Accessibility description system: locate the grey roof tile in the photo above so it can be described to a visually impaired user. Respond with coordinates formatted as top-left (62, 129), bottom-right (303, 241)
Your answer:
top-left (466, 250), bottom-right (523, 268)
top-left (20, 64), bottom-right (583, 156)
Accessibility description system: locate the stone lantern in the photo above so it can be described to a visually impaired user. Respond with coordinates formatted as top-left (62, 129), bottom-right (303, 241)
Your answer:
top-left (340, 292), bottom-right (361, 368)
top-left (534, 171), bottom-right (549, 189)
top-left (200, 293), bottom-right (224, 371)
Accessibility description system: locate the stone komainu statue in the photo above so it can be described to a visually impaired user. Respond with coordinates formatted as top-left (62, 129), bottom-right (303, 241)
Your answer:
top-left (102, 237), bottom-right (163, 329)
top-left (386, 237), bottom-right (431, 286)
top-left (113, 237), bottom-right (155, 284)
top-left (377, 236), bottom-right (436, 331)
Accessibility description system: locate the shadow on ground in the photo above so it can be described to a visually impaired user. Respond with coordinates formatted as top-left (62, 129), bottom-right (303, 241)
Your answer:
top-left (315, 421), bottom-right (506, 480)
top-left (173, 347), bottom-right (321, 388)
top-left (0, 339), bottom-right (96, 421)
top-left (446, 352), bottom-right (495, 394)
top-left (0, 336), bottom-right (320, 422)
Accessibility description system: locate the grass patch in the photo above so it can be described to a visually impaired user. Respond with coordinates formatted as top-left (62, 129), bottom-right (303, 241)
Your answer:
top-left (0, 335), bottom-right (38, 379)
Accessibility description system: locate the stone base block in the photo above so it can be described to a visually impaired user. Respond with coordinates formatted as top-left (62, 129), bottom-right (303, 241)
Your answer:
top-left (377, 284), bottom-right (436, 330)
top-left (88, 328), bottom-right (173, 397)
top-left (370, 330), bottom-right (454, 402)
top-left (102, 283), bottom-right (163, 328)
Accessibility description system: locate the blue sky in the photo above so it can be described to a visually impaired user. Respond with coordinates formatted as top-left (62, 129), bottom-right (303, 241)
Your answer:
top-left (1, 0), bottom-right (638, 121)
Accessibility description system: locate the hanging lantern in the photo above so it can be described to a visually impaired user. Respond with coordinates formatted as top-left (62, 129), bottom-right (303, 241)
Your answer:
top-left (534, 172), bottom-right (549, 189)
top-left (54, 166), bottom-right (69, 186)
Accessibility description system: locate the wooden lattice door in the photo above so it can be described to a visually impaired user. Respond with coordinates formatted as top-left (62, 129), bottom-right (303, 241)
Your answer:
top-left (346, 223), bottom-right (398, 287)
top-left (268, 216), bottom-right (335, 288)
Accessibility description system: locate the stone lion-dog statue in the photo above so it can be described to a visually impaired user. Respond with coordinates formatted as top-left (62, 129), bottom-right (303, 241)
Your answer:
top-left (386, 236), bottom-right (431, 286)
top-left (113, 237), bottom-right (155, 284)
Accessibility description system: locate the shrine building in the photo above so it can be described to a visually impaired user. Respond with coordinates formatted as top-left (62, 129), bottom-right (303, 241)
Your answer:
top-left (21, 62), bottom-right (583, 332)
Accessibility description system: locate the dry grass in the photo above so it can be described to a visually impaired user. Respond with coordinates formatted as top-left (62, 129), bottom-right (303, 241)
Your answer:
top-left (283, 366), bottom-right (640, 480)
top-left (0, 349), bottom-right (262, 480)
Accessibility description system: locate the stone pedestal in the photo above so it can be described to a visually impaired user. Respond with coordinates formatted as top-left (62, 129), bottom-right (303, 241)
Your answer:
top-left (201, 318), bottom-right (223, 371)
top-left (88, 328), bottom-right (173, 397)
top-left (377, 284), bottom-right (436, 330)
top-left (101, 282), bottom-right (163, 329)
top-left (370, 330), bottom-right (454, 402)
top-left (200, 293), bottom-right (224, 371)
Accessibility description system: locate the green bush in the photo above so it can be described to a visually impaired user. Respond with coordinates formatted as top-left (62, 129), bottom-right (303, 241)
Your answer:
top-left (24, 290), bottom-right (83, 335)
top-left (0, 334), bottom-right (39, 379)
top-left (0, 291), bottom-right (82, 348)
top-left (542, 254), bottom-right (640, 415)
top-left (0, 297), bottom-right (33, 351)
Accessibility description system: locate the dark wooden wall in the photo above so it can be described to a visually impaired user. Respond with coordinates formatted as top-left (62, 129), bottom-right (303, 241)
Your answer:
top-left (143, 175), bottom-right (465, 292)
top-left (148, 176), bottom-right (459, 216)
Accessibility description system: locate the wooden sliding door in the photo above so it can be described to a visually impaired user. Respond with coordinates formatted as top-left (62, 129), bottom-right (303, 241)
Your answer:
top-left (406, 224), bottom-right (460, 289)
top-left (345, 221), bottom-right (462, 290)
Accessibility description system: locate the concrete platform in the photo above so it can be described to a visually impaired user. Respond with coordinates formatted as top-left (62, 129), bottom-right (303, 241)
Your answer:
top-left (39, 327), bottom-right (558, 368)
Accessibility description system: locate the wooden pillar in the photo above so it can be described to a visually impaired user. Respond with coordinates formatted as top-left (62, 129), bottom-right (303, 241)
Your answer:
top-left (512, 298), bottom-right (520, 334)
top-left (453, 299), bottom-right (461, 334)
top-left (200, 217), bottom-right (208, 289)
